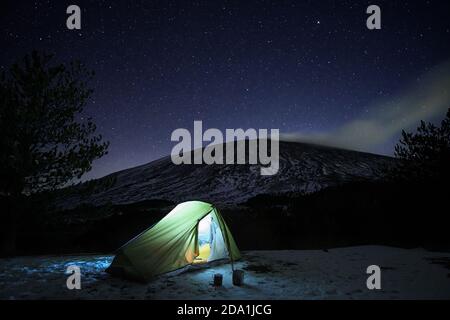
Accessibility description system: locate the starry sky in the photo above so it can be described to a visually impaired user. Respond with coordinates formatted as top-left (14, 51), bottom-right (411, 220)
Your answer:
top-left (1, 0), bottom-right (450, 180)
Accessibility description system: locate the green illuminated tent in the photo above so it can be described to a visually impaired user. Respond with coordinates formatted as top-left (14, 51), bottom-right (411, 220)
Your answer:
top-left (106, 201), bottom-right (240, 281)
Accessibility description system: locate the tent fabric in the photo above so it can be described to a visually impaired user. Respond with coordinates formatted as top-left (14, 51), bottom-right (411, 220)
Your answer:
top-left (106, 201), bottom-right (240, 281)
top-left (208, 214), bottom-right (228, 261)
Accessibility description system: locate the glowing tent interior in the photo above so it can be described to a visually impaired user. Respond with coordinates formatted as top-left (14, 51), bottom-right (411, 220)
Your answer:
top-left (106, 201), bottom-right (241, 281)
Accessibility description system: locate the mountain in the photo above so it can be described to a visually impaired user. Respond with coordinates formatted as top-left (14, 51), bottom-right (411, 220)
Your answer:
top-left (58, 140), bottom-right (395, 209)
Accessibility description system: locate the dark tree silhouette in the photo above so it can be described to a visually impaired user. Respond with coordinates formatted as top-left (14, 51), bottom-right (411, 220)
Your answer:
top-left (0, 51), bottom-right (109, 255)
top-left (391, 108), bottom-right (450, 182)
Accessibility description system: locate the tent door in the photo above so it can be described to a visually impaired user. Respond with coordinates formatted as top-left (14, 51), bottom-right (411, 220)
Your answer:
top-left (193, 212), bottom-right (229, 264)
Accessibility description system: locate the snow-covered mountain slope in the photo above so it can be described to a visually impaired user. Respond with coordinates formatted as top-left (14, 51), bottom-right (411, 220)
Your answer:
top-left (59, 141), bottom-right (395, 209)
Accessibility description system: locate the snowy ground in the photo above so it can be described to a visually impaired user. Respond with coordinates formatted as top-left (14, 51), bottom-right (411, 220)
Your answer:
top-left (1, 246), bottom-right (449, 300)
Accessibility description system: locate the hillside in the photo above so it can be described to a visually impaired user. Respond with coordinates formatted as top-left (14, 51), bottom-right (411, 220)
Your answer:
top-left (58, 140), bottom-right (394, 209)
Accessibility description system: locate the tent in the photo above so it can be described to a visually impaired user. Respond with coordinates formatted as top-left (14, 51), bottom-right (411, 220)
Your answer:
top-left (106, 201), bottom-right (241, 281)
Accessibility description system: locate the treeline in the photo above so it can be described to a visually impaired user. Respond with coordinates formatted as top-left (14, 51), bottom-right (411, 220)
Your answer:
top-left (228, 178), bottom-right (448, 251)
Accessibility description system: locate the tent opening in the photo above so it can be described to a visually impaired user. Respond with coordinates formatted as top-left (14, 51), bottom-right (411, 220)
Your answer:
top-left (193, 212), bottom-right (229, 264)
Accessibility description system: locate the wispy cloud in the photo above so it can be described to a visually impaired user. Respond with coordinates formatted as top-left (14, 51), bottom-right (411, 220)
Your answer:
top-left (281, 60), bottom-right (450, 154)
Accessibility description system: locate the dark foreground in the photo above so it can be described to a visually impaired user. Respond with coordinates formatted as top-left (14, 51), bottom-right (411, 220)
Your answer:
top-left (1, 246), bottom-right (450, 300)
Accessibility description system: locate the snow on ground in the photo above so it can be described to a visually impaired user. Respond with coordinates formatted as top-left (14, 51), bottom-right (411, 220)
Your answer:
top-left (1, 246), bottom-right (449, 300)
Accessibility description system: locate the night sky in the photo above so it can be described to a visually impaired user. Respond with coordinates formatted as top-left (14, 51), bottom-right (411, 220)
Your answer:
top-left (1, 0), bottom-right (450, 180)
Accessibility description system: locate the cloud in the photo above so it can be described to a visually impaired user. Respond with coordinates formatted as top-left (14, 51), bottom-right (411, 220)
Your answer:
top-left (281, 60), bottom-right (450, 154)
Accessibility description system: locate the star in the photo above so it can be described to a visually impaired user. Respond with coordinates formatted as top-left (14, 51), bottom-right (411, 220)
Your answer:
top-left (1, 1), bottom-right (447, 178)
